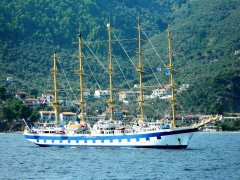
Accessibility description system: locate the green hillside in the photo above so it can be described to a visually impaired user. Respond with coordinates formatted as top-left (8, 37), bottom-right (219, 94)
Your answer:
top-left (142, 0), bottom-right (240, 114)
top-left (0, 0), bottom-right (240, 116)
top-left (0, 0), bottom-right (180, 88)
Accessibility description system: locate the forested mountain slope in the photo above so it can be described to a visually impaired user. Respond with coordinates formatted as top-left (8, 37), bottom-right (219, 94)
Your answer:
top-left (0, 0), bottom-right (239, 114)
top-left (0, 0), bottom-right (182, 89)
top-left (143, 0), bottom-right (240, 113)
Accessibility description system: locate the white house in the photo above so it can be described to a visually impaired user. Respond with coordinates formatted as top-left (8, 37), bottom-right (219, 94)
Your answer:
top-left (16, 91), bottom-right (28, 99)
top-left (101, 108), bottom-right (123, 121)
top-left (39, 111), bottom-right (55, 122)
top-left (179, 84), bottom-right (189, 91)
top-left (94, 90), bottom-right (110, 98)
top-left (133, 84), bottom-right (139, 88)
top-left (151, 88), bottom-right (166, 98)
top-left (83, 89), bottom-right (91, 99)
top-left (23, 98), bottom-right (39, 106)
top-left (41, 93), bottom-right (54, 103)
top-left (118, 91), bottom-right (137, 102)
top-left (59, 112), bottom-right (77, 123)
top-left (39, 111), bottom-right (77, 123)
top-left (151, 84), bottom-right (170, 98)
top-left (6, 77), bottom-right (13, 82)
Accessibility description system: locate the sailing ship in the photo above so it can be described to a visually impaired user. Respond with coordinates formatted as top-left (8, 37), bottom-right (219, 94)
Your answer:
top-left (23, 18), bottom-right (220, 148)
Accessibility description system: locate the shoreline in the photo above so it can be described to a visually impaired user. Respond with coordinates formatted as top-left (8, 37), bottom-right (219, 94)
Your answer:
top-left (1, 131), bottom-right (240, 134)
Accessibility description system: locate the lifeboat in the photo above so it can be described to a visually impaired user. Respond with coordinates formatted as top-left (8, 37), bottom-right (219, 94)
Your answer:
top-left (117, 127), bottom-right (125, 130)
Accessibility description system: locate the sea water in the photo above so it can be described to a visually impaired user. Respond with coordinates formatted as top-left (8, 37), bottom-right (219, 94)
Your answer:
top-left (0, 132), bottom-right (240, 180)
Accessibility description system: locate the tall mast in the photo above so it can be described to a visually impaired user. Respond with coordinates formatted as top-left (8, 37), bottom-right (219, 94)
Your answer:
top-left (53, 50), bottom-right (59, 125)
top-left (137, 16), bottom-right (144, 123)
top-left (78, 34), bottom-right (85, 125)
top-left (167, 29), bottom-right (176, 128)
top-left (107, 17), bottom-right (114, 123)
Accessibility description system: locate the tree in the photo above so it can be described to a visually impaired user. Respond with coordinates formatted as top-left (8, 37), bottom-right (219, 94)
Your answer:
top-left (10, 100), bottom-right (23, 117)
top-left (0, 87), bottom-right (12, 101)
top-left (19, 104), bottom-right (32, 120)
top-left (2, 106), bottom-right (16, 121)
top-left (30, 89), bottom-right (39, 98)
top-left (29, 110), bottom-right (40, 124)
top-left (0, 87), bottom-right (7, 100)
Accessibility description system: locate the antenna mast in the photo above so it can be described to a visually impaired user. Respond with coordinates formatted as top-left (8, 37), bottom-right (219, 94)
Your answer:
top-left (107, 17), bottom-right (114, 123)
top-left (167, 29), bottom-right (176, 128)
top-left (78, 34), bottom-right (85, 125)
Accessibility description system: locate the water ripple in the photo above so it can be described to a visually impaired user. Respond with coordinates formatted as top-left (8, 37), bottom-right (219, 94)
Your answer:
top-left (0, 133), bottom-right (240, 179)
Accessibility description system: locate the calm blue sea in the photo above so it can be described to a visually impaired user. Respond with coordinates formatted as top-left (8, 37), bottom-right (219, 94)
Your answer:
top-left (0, 132), bottom-right (240, 180)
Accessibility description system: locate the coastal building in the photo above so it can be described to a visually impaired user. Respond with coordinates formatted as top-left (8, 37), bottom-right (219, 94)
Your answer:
top-left (39, 111), bottom-right (77, 123)
top-left (41, 93), bottom-right (54, 102)
top-left (151, 88), bottom-right (166, 98)
top-left (178, 84), bottom-right (189, 92)
top-left (16, 91), bottom-right (28, 99)
top-left (164, 115), bottom-right (200, 126)
top-left (94, 89), bottom-right (110, 98)
top-left (60, 100), bottom-right (75, 107)
top-left (83, 89), bottom-right (91, 99)
top-left (181, 115), bottom-right (200, 124)
top-left (59, 112), bottom-right (77, 123)
top-left (39, 111), bottom-right (55, 122)
top-left (151, 84), bottom-right (170, 98)
top-left (133, 84), bottom-right (139, 88)
top-left (118, 91), bottom-right (137, 102)
top-left (6, 77), bottom-right (13, 82)
top-left (223, 116), bottom-right (240, 123)
top-left (102, 108), bottom-right (123, 121)
top-left (23, 98), bottom-right (39, 106)
top-left (143, 94), bottom-right (151, 100)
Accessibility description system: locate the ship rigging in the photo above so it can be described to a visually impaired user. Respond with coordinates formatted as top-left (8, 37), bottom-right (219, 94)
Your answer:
top-left (23, 17), bottom-right (220, 148)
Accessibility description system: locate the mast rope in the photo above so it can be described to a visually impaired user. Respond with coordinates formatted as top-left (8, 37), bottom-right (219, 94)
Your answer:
top-left (113, 32), bottom-right (165, 118)
top-left (57, 58), bottom-right (78, 102)
top-left (82, 37), bottom-right (114, 106)
top-left (113, 32), bottom-right (144, 116)
top-left (175, 45), bottom-right (208, 98)
top-left (142, 31), bottom-right (189, 118)
top-left (113, 32), bottom-right (149, 117)
top-left (113, 32), bottom-right (138, 71)
top-left (85, 59), bottom-right (102, 91)
top-left (143, 56), bottom-right (168, 115)
top-left (143, 31), bottom-right (205, 115)
top-left (84, 58), bottom-right (111, 104)
top-left (144, 56), bottom-right (164, 89)
top-left (173, 55), bottom-right (204, 115)
top-left (82, 37), bottom-right (117, 114)
top-left (142, 31), bottom-right (168, 70)
top-left (83, 38), bottom-right (137, 44)
top-left (171, 35), bottom-right (208, 98)
top-left (83, 39), bottom-right (108, 73)
top-left (114, 56), bottom-right (138, 115)
top-left (171, 35), bottom-right (209, 114)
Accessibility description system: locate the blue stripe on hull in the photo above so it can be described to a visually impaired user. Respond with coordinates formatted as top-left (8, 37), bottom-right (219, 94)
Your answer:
top-left (38, 144), bottom-right (188, 149)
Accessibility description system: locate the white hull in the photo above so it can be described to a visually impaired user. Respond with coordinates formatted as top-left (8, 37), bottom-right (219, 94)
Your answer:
top-left (24, 127), bottom-right (198, 148)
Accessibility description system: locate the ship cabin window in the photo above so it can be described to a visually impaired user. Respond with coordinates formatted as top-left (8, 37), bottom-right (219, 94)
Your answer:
top-left (44, 131), bottom-right (54, 133)
top-left (104, 131), bottom-right (114, 134)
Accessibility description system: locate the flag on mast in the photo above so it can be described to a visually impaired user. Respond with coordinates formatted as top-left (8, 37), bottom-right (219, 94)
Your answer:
top-left (165, 69), bottom-right (170, 75)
